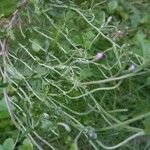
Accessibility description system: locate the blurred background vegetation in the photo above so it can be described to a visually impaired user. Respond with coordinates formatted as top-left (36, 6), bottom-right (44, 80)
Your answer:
top-left (0, 0), bottom-right (150, 149)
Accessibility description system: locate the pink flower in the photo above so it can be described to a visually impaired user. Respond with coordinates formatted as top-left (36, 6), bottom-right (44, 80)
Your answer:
top-left (96, 52), bottom-right (103, 60)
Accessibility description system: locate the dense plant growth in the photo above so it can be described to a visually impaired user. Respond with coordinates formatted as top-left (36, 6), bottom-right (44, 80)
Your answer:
top-left (0, 0), bottom-right (150, 149)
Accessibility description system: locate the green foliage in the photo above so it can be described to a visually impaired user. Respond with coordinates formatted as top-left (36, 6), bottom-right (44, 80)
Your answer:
top-left (0, 138), bottom-right (14, 150)
top-left (18, 139), bottom-right (33, 150)
top-left (0, 0), bottom-right (17, 17)
top-left (80, 68), bottom-right (92, 80)
top-left (107, 0), bottom-right (118, 13)
top-left (0, 101), bottom-right (9, 119)
top-left (0, 0), bottom-right (150, 150)
top-left (3, 138), bottom-right (14, 150)
top-left (0, 138), bottom-right (33, 150)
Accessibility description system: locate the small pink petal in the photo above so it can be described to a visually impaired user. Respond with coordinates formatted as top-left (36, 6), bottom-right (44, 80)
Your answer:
top-left (96, 52), bottom-right (103, 60)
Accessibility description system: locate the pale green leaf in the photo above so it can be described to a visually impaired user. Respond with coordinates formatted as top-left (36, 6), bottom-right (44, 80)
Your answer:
top-left (3, 138), bottom-right (14, 150)
top-left (18, 139), bottom-right (33, 150)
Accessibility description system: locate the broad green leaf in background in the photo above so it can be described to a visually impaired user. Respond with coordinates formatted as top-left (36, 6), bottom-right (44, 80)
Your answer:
top-left (65, 10), bottom-right (76, 20)
top-left (3, 138), bottom-right (14, 150)
top-left (5, 64), bottom-right (23, 80)
top-left (146, 77), bottom-right (150, 86)
top-left (143, 117), bottom-right (150, 135)
top-left (0, 145), bottom-right (4, 150)
top-left (135, 30), bottom-right (146, 42)
top-left (0, 0), bottom-right (17, 17)
top-left (141, 40), bottom-right (150, 61)
top-left (0, 110), bottom-right (9, 119)
top-left (31, 39), bottom-right (41, 52)
top-left (0, 83), bottom-right (8, 88)
top-left (83, 31), bottom-right (95, 49)
top-left (0, 101), bottom-right (9, 119)
top-left (72, 34), bottom-right (84, 47)
top-left (130, 7), bottom-right (141, 27)
top-left (18, 139), bottom-right (33, 150)
top-left (107, 0), bottom-right (118, 13)
top-left (70, 142), bottom-right (78, 150)
top-left (140, 14), bottom-right (150, 25)
top-left (7, 30), bottom-right (15, 41)
top-left (80, 68), bottom-right (92, 80)
top-left (0, 101), bottom-right (6, 111)
top-left (134, 31), bottom-right (150, 61)
top-left (85, 31), bottom-right (95, 40)
top-left (94, 11), bottom-right (106, 27)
